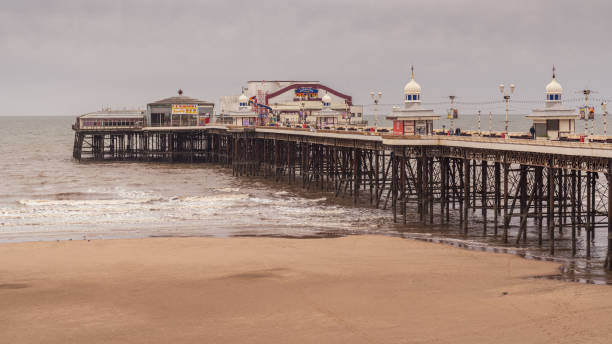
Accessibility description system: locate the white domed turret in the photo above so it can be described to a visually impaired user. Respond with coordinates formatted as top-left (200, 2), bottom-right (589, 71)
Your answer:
top-left (238, 93), bottom-right (248, 109)
top-left (545, 66), bottom-right (562, 102)
top-left (322, 93), bottom-right (332, 107)
top-left (404, 65), bottom-right (421, 104)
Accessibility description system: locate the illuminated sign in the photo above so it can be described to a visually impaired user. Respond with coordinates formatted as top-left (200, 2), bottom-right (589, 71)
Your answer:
top-left (172, 104), bottom-right (198, 115)
top-left (295, 87), bottom-right (319, 98)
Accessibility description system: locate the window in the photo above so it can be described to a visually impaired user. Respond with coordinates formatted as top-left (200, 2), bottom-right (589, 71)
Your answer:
top-left (407, 95), bottom-right (412, 101)
top-left (555, 94), bottom-right (560, 100)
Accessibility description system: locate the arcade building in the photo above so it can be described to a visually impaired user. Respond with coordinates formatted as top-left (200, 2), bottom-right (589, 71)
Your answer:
top-left (387, 67), bottom-right (440, 135)
top-left (218, 81), bottom-right (364, 126)
top-left (146, 90), bottom-right (214, 127)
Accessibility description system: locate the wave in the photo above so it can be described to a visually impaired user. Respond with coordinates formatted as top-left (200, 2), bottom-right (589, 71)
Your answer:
top-left (17, 198), bottom-right (161, 206)
top-left (16, 193), bottom-right (251, 208)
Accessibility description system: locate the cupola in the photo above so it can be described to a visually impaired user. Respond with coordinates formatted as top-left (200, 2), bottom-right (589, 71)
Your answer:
top-left (404, 65), bottom-right (421, 103)
top-left (545, 66), bottom-right (563, 102)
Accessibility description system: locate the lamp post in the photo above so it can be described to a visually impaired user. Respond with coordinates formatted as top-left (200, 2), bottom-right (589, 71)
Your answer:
top-left (346, 102), bottom-right (351, 126)
top-left (603, 102), bottom-right (608, 138)
top-left (582, 89), bottom-right (591, 142)
top-left (477, 110), bottom-right (482, 136)
top-left (499, 83), bottom-right (515, 137)
top-left (370, 91), bottom-right (382, 129)
top-left (448, 95), bottom-right (456, 134)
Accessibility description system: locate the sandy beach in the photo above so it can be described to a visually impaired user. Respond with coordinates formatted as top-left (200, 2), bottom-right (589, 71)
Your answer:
top-left (1, 235), bottom-right (612, 343)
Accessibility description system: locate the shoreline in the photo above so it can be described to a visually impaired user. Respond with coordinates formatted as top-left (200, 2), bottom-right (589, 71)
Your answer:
top-left (2, 235), bottom-right (612, 343)
top-left (1, 230), bottom-right (608, 285)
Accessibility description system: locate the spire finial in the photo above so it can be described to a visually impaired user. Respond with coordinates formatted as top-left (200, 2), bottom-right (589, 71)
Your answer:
top-left (411, 65), bottom-right (415, 80)
top-left (552, 65), bottom-right (556, 79)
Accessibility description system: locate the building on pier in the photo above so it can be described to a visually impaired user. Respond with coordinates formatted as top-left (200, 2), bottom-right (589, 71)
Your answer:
top-left (74, 109), bottom-right (145, 130)
top-left (526, 68), bottom-right (578, 139)
top-left (311, 93), bottom-right (340, 127)
top-left (224, 93), bottom-right (259, 126)
top-left (146, 90), bottom-right (214, 127)
top-left (218, 81), bottom-right (363, 126)
top-left (387, 67), bottom-right (440, 135)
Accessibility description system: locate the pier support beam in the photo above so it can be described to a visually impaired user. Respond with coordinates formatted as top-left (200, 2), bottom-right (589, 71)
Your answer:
top-left (606, 160), bottom-right (612, 270)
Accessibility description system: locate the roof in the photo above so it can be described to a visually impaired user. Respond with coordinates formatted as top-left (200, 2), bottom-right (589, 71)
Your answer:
top-left (545, 78), bottom-right (563, 94)
top-left (148, 95), bottom-right (214, 106)
top-left (387, 103), bottom-right (439, 120)
top-left (527, 103), bottom-right (577, 119)
top-left (80, 110), bottom-right (144, 119)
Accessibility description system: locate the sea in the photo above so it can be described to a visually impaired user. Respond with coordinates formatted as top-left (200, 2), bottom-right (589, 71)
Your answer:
top-left (1, 115), bottom-right (611, 284)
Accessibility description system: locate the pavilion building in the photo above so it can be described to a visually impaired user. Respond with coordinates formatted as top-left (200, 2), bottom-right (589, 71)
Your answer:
top-left (526, 68), bottom-right (578, 139)
top-left (387, 67), bottom-right (440, 135)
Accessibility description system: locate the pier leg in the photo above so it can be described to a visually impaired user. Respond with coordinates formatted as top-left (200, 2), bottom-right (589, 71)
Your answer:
top-left (446, 158), bottom-right (451, 222)
top-left (401, 148), bottom-right (407, 224)
top-left (548, 164), bottom-right (555, 255)
top-left (587, 172), bottom-right (592, 258)
top-left (571, 169), bottom-right (577, 256)
top-left (482, 160), bottom-right (488, 234)
top-left (458, 159), bottom-right (464, 225)
top-left (605, 160), bottom-right (612, 269)
top-left (503, 160), bottom-right (509, 243)
top-left (417, 154), bottom-right (423, 222)
top-left (494, 161), bottom-right (500, 235)
top-left (423, 155), bottom-right (429, 225)
top-left (392, 152), bottom-right (397, 223)
top-left (354, 148), bottom-right (361, 205)
top-left (463, 157), bottom-right (470, 234)
top-left (428, 157), bottom-right (434, 224)
top-left (441, 158), bottom-right (447, 223)
top-left (520, 165), bottom-right (528, 243)
top-left (537, 167), bottom-right (544, 246)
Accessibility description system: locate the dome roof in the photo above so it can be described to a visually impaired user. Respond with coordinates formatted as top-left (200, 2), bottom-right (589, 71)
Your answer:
top-left (238, 93), bottom-right (248, 102)
top-left (545, 78), bottom-right (562, 94)
top-left (404, 79), bottom-right (421, 94)
top-left (322, 93), bottom-right (332, 103)
top-left (404, 66), bottom-right (421, 94)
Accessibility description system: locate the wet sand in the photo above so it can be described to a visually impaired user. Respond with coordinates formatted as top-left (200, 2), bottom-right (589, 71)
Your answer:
top-left (1, 236), bottom-right (612, 343)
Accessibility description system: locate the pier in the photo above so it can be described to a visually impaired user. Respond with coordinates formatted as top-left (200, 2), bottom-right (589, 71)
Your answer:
top-left (72, 123), bottom-right (612, 270)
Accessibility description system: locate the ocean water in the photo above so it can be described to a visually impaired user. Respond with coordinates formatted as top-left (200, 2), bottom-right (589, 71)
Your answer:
top-left (1, 115), bottom-right (611, 284)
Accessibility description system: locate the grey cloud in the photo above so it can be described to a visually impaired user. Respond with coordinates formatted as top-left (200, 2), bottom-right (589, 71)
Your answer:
top-left (0, 0), bottom-right (610, 116)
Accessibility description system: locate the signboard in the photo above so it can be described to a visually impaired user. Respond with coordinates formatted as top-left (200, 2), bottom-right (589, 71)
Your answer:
top-left (295, 87), bottom-right (319, 99)
top-left (172, 104), bottom-right (198, 115)
top-left (393, 120), bottom-right (404, 135)
top-left (404, 120), bottom-right (415, 135)
top-left (579, 107), bottom-right (586, 120)
top-left (415, 120), bottom-right (427, 135)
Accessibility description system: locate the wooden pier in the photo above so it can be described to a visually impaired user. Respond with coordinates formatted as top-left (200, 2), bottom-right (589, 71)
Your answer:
top-left (73, 124), bottom-right (612, 270)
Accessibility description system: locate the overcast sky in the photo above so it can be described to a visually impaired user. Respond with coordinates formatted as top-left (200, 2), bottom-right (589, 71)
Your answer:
top-left (1, 0), bottom-right (611, 116)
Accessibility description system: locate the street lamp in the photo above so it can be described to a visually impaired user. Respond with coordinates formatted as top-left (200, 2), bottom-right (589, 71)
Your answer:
top-left (499, 83), bottom-right (515, 137)
top-left (448, 95), bottom-right (456, 134)
top-left (603, 102), bottom-right (608, 138)
top-left (370, 91), bottom-right (382, 128)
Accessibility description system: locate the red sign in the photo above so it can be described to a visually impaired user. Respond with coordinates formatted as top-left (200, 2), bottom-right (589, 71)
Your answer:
top-left (393, 120), bottom-right (404, 135)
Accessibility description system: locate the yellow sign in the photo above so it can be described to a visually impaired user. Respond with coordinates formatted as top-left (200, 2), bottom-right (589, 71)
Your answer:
top-left (172, 104), bottom-right (198, 115)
